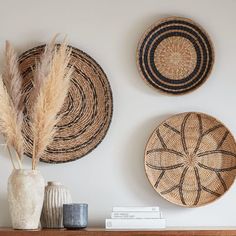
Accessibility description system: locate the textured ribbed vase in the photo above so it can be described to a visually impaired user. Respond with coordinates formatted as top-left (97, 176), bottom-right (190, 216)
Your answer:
top-left (41, 182), bottom-right (72, 228)
top-left (7, 169), bottom-right (45, 230)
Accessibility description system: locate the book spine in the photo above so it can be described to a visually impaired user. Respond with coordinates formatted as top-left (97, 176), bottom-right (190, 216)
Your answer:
top-left (112, 206), bottom-right (159, 212)
top-left (111, 211), bottom-right (162, 219)
top-left (105, 219), bottom-right (166, 229)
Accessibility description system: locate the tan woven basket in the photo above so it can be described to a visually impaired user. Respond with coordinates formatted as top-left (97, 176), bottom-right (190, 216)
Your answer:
top-left (137, 17), bottom-right (214, 95)
top-left (144, 112), bottom-right (236, 207)
top-left (19, 45), bottom-right (113, 163)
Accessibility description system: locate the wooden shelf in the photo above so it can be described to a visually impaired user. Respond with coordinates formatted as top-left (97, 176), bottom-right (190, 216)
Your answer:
top-left (1, 227), bottom-right (236, 236)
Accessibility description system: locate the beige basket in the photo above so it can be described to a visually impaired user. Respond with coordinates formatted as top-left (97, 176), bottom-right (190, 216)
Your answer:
top-left (19, 45), bottom-right (113, 163)
top-left (145, 112), bottom-right (236, 207)
top-left (137, 17), bottom-right (214, 95)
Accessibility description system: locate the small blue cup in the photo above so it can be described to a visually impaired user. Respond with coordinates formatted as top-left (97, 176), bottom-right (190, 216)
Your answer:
top-left (63, 203), bottom-right (88, 229)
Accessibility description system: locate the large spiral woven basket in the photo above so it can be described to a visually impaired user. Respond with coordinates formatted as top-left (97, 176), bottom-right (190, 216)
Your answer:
top-left (137, 17), bottom-right (214, 95)
top-left (19, 45), bottom-right (113, 163)
top-left (145, 112), bottom-right (236, 207)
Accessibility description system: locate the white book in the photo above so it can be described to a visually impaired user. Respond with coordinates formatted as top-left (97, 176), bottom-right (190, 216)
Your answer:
top-left (112, 206), bottom-right (160, 212)
top-left (111, 211), bottom-right (163, 219)
top-left (105, 219), bottom-right (166, 229)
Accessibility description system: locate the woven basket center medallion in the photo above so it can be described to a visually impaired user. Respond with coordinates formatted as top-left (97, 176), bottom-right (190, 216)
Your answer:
top-left (154, 36), bottom-right (197, 81)
top-left (183, 153), bottom-right (197, 167)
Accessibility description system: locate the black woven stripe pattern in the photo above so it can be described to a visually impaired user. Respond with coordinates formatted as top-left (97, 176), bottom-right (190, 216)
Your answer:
top-left (137, 17), bottom-right (214, 94)
top-left (19, 45), bottom-right (113, 163)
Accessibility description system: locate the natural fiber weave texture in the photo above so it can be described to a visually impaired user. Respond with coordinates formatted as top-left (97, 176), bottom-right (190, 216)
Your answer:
top-left (145, 112), bottom-right (236, 207)
top-left (19, 45), bottom-right (113, 163)
top-left (137, 17), bottom-right (214, 95)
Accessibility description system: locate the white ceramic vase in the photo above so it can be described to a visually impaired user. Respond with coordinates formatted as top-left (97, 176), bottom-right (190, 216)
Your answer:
top-left (7, 169), bottom-right (45, 230)
top-left (41, 181), bottom-right (72, 228)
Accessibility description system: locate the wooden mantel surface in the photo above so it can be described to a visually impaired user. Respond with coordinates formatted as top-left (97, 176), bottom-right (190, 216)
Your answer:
top-left (1, 227), bottom-right (236, 236)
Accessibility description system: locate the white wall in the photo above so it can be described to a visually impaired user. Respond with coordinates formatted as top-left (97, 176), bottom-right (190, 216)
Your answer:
top-left (0, 0), bottom-right (236, 228)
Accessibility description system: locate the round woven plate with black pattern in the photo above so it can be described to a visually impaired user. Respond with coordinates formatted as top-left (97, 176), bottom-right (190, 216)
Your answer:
top-left (19, 45), bottom-right (113, 163)
top-left (137, 17), bottom-right (214, 95)
top-left (145, 112), bottom-right (236, 207)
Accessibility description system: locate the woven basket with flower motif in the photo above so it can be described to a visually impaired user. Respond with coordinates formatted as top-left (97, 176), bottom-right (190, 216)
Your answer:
top-left (145, 112), bottom-right (236, 207)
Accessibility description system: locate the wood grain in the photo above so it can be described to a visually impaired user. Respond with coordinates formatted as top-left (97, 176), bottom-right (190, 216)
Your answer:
top-left (1, 228), bottom-right (236, 236)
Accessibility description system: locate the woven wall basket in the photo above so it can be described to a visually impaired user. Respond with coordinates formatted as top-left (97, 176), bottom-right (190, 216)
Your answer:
top-left (144, 112), bottom-right (236, 207)
top-left (19, 45), bottom-right (113, 163)
top-left (137, 17), bottom-right (214, 95)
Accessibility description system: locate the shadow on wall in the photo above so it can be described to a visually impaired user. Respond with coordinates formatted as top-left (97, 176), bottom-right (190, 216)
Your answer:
top-left (120, 113), bottom-right (195, 213)
top-left (0, 135), bottom-right (11, 227)
top-left (0, 193), bottom-right (11, 227)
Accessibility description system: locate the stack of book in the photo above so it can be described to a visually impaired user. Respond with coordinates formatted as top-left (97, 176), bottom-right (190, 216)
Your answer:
top-left (105, 206), bottom-right (166, 230)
